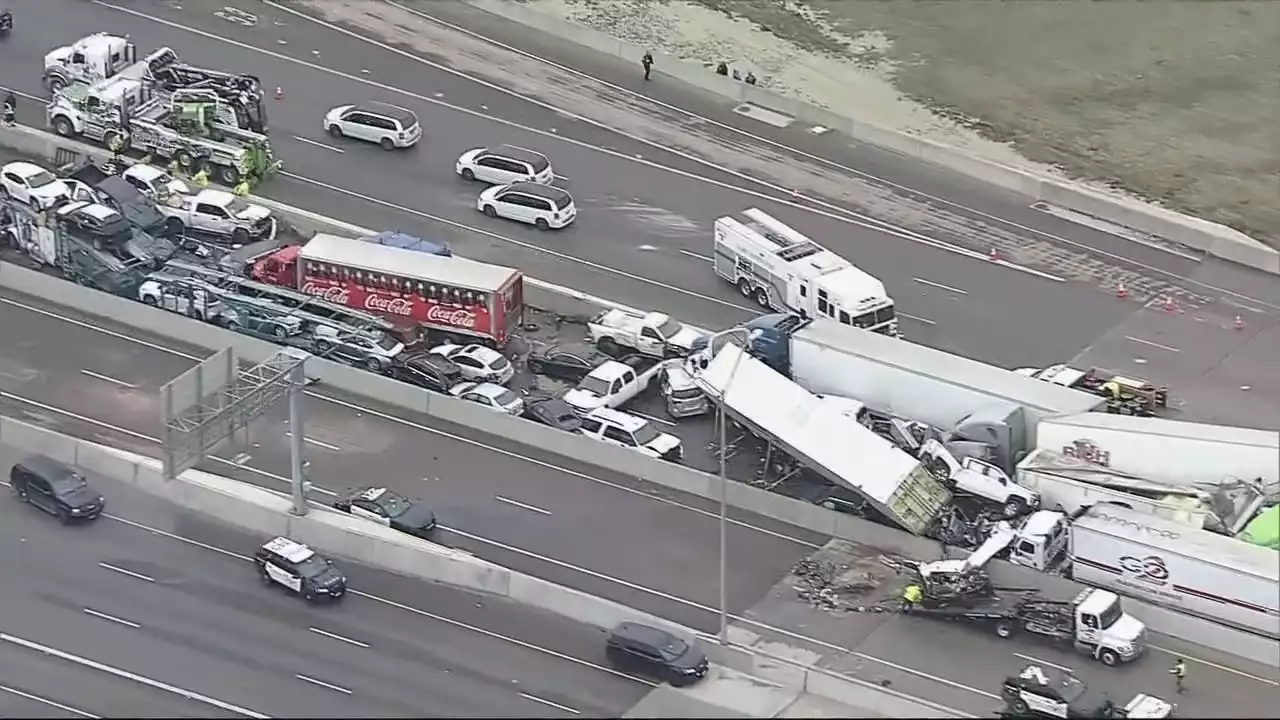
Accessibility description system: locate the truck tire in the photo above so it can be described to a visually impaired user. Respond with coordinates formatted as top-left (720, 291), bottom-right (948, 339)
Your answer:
top-left (217, 165), bottom-right (240, 186)
top-left (176, 150), bottom-right (196, 172)
top-left (231, 227), bottom-right (250, 246)
top-left (994, 621), bottom-right (1014, 639)
top-left (754, 287), bottom-right (770, 308)
top-left (1003, 497), bottom-right (1028, 518)
top-left (51, 115), bottom-right (75, 137)
top-left (166, 217), bottom-right (186, 237)
top-left (1098, 649), bottom-right (1119, 667)
top-left (736, 278), bottom-right (752, 298)
top-left (48, 77), bottom-right (68, 94)
top-left (596, 337), bottom-right (621, 357)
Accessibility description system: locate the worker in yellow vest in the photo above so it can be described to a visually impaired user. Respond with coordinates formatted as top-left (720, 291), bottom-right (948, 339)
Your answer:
top-left (233, 178), bottom-right (251, 197)
top-left (191, 167), bottom-right (210, 189)
top-left (902, 584), bottom-right (923, 610)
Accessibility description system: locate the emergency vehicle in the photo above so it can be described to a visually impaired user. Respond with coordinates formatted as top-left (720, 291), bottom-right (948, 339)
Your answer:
top-left (712, 208), bottom-right (898, 336)
top-left (250, 234), bottom-right (524, 346)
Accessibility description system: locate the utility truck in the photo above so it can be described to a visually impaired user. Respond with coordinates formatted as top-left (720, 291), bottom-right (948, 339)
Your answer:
top-left (712, 208), bottom-right (898, 336)
top-left (588, 309), bottom-right (704, 359)
top-left (1016, 364), bottom-right (1169, 417)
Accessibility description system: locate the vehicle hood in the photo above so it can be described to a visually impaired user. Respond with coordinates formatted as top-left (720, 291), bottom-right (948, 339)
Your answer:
top-left (394, 505), bottom-right (437, 532)
top-left (666, 326), bottom-right (705, 352)
top-left (647, 433), bottom-right (682, 455)
top-left (163, 178), bottom-right (191, 196)
top-left (126, 233), bottom-right (177, 264)
top-left (562, 388), bottom-right (605, 412)
top-left (458, 148), bottom-right (485, 164)
top-left (669, 647), bottom-right (709, 673)
top-left (60, 486), bottom-right (103, 509)
top-left (325, 105), bottom-right (354, 123)
top-left (30, 179), bottom-right (70, 201)
top-left (1108, 614), bottom-right (1145, 642)
top-left (235, 204), bottom-right (272, 222)
top-left (45, 47), bottom-right (74, 68)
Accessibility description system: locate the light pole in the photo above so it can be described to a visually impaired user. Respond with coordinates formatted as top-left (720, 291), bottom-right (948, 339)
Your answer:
top-left (692, 328), bottom-right (751, 646)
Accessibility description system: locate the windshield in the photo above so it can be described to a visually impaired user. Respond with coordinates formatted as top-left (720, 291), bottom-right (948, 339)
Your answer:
top-left (577, 375), bottom-right (612, 395)
top-left (659, 637), bottom-right (690, 660)
top-left (489, 354), bottom-right (510, 370)
top-left (495, 389), bottom-right (519, 406)
top-left (1097, 598), bottom-right (1123, 629)
top-left (632, 421), bottom-right (661, 446)
top-left (226, 197), bottom-right (252, 216)
top-left (672, 386), bottom-right (703, 400)
top-left (1057, 675), bottom-right (1087, 704)
top-left (657, 318), bottom-right (683, 338)
top-left (375, 334), bottom-right (400, 351)
top-left (295, 555), bottom-right (330, 579)
top-left (26, 170), bottom-right (58, 189)
top-left (376, 493), bottom-right (412, 518)
top-left (50, 474), bottom-right (88, 494)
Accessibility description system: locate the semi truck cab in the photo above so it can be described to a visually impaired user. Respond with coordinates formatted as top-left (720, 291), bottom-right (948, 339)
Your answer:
top-left (1068, 588), bottom-right (1146, 665)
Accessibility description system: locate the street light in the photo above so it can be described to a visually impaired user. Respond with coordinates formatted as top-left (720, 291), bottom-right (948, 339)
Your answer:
top-left (689, 327), bottom-right (752, 645)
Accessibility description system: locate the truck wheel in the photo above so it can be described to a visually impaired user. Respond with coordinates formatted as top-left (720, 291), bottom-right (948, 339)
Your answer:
top-left (1003, 497), bottom-right (1027, 518)
top-left (176, 150), bottom-right (196, 172)
top-left (1098, 649), bottom-right (1119, 667)
top-left (48, 77), bottom-right (67, 94)
top-left (596, 337), bottom-right (620, 357)
top-left (217, 165), bottom-right (240, 186)
top-left (52, 116), bottom-right (75, 137)
top-left (166, 217), bottom-right (186, 236)
top-left (994, 621), bottom-right (1013, 639)
top-left (754, 288), bottom-right (770, 308)
top-left (231, 227), bottom-right (250, 246)
top-left (736, 278), bottom-right (752, 298)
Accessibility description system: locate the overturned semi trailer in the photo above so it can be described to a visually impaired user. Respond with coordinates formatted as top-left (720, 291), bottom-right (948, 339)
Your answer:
top-left (694, 343), bottom-right (952, 535)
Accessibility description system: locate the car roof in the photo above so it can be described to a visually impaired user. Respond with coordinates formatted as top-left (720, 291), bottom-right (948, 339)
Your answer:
top-left (403, 352), bottom-right (459, 370)
top-left (80, 203), bottom-right (121, 220)
top-left (125, 164), bottom-right (165, 180)
top-left (17, 454), bottom-right (80, 480)
top-left (505, 182), bottom-right (570, 202)
top-left (540, 341), bottom-right (598, 357)
top-left (489, 144), bottom-right (550, 168)
top-left (262, 536), bottom-right (315, 563)
top-left (457, 344), bottom-right (501, 361)
top-left (96, 175), bottom-right (144, 201)
top-left (588, 407), bottom-right (647, 429)
top-left (471, 383), bottom-right (509, 397)
top-left (3, 161), bottom-right (47, 177)
top-left (354, 101), bottom-right (418, 126)
top-left (194, 189), bottom-right (235, 205)
top-left (611, 621), bottom-right (675, 648)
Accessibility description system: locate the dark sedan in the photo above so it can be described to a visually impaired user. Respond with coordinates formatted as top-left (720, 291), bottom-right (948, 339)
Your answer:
top-left (524, 396), bottom-right (584, 432)
top-left (387, 352), bottom-right (464, 393)
top-left (527, 342), bottom-right (615, 381)
top-left (333, 486), bottom-right (436, 538)
top-left (10, 455), bottom-right (105, 524)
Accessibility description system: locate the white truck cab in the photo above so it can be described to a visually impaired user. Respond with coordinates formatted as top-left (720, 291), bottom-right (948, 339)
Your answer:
top-left (161, 190), bottom-right (275, 245)
top-left (588, 309), bottom-right (703, 359)
top-left (43, 33), bottom-right (136, 93)
top-left (562, 357), bottom-right (669, 414)
top-left (921, 439), bottom-right (1039, 515)
top-left (1070, 588), bottom-right (1146, 665)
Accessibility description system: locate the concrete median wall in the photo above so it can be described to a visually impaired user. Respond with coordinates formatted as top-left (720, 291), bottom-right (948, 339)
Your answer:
top-left (465, 0), bottom-right (1279, 275)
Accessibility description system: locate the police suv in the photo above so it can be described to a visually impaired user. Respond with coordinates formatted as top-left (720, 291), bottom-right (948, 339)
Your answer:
top-left (254, 536), bottom-right (347, 603)
top-left (333, 486), bottom-right (437, 539)
top-left (1000, 665), bottom-right (1174, 719)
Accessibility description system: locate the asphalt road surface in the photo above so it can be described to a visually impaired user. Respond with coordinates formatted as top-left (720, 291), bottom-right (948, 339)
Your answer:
top-left (1, 0), bottom-right (1277, 429)
top-left (0, 443), bottom-right (653, 719)
top-left (0, 289), bottom-right (825, 633)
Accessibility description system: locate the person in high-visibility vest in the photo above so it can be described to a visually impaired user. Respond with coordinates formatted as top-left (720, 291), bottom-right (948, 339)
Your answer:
top-left (191, 167), bottom-right (210, 189)
top-left (902, 584), bottom-right (923, 610)
top-left (1170, 658), bottom-right (1186, 694)
top-left (232, 178), bottom-right (251, 197)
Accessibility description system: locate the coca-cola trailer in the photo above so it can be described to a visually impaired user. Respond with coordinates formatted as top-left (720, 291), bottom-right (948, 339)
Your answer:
top-left (290, 234), bottom-right (524, 345)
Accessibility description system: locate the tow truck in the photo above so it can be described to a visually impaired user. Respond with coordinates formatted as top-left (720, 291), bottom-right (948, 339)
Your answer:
top-left (43, 33), bottom-right (135, 93)
top-left (999, 664), bottom-right (1174, 718)
top-left (48, 70), bottom-right (278, 187)
top-left (1015, 364), bottom-right (1168, 417)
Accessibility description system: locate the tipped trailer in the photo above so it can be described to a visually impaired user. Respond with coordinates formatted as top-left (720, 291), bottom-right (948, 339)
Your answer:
top-left (713, 208), bottom-right (898, 336)
top-left (692, 342), bottom-right (952, 535)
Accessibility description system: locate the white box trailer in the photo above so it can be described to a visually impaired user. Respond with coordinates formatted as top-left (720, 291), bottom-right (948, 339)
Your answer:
top-left (1037, 413), bottom-right (1279, 499)
top-left (1069, 505), bottom-right (1279, 638)
top-left (1016, 448), bottom-right (1213, 529)
top-left (693, 343), bottom-right (952, 535)
top-left (746, 315), bottom-right (1104, 473)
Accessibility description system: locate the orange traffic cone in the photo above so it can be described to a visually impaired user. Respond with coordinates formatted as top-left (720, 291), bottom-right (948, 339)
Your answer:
top-left (1163, 296), bottom-right (1176, 312)
top-left (1116, 283), bottom-right (1127, 299)
top-left (275, 86), bottom-right (284, 100)
top-left (1234, 315), bottom-right (1244, 331)
top-left (989, 247), bottom-right (1000, 261)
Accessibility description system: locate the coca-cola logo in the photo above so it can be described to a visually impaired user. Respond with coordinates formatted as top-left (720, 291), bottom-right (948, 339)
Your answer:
top-left (426, 305), bottom-right (477, 328)
top-left (300, 282), bottom-right (350, 305)
top-left (1119, 555), bottom-right (1169, 584)
top-left (364, 294), bottom-right (413, 316)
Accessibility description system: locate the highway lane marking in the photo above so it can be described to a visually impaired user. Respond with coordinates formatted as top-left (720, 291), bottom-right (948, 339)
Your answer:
top-left (309, 627), bottom-right (370, 648)
top-left (913, 278), bottom-right (968, 295)
top-left (294, 674), bottom-right (352, 695)
top-left (0, 685), bottom-right (100, 719)
top-left (97, 562), bottom-right (155, 583)
top-left (495, 495), bottom-right (553, 516)
top-left (95, 0), bottom-right (1065, 288)
top-left (901, 313), bottom-right (936, 326)
top-left (1013, 652), bottom-right (1071, 673)
top-left (284, 431), bottom-right (343, 451)
top-left (1124, 336), bottom-right (1181, 353)
top-left (0, 633), bottom-right (271, 719)
top-left (83, 608), bottom-right (141, 629)
top-left (520, 692), bottom-right (581, 715)
top-left (292, 135), bottom-right (345, 153)
top-left (1145, 645), bottom-right (1279, 686)
top-left (0, 297), bottom-right (205, 362)
top-left (393, 0), bottom-right (1280, 313)
top-left (80, 369), bottom-right (139, 389)
top-left (679, 250), bottom-right (713, 262)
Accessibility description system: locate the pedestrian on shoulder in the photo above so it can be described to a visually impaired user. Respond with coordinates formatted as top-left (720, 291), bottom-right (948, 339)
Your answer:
top-left (641, 51), bottom-right (654, 81)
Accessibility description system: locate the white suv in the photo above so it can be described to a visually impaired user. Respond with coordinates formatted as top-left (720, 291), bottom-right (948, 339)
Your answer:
top-left (579, 407), bottom-right (683, 462)
top-left (477, 182), bottom-right (576, 230)
top-left (456, 145), bottom-right (554, 185)
top-left (324, 101), bottom-right (421, 150)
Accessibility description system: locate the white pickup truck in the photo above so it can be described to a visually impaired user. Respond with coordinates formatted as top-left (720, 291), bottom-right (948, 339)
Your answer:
top-left (562, 356), bottom-right (672, 414)
top-left (587, 309), bottom-right (703, 359)
top-left (920, 439), bottom-right (1039, 516)
top-left (160, 189), bottom-right (277, 246)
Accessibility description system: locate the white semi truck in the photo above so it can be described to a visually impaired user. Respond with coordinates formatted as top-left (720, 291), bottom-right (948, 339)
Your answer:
top-left (743, 314), bottom-right (1105, 473)
top-left (712, 208), bottom-right (898, 336)
top-left (691, 342), bottom-right (952, 535)
top-left (1003, 505), bottom-right (1279, 638)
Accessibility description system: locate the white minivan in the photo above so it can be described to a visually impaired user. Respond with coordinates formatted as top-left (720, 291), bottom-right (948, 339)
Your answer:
top-left (477, 181), bottom-right (576, 230)
top-left (324, 102), bottom-right (421, 150)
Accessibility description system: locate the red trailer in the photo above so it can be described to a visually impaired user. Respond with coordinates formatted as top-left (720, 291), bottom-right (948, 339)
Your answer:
top-left (252, 234), bottom-right (523, 345)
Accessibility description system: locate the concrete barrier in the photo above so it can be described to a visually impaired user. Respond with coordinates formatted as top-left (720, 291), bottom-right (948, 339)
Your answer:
top-left (464, 0), bottom-right (1279, 274)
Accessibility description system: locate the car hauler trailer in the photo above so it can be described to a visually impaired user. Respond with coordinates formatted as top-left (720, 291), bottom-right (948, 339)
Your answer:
top-left (712, 208), bottom-right (898, 336)
top-left (1006, 504), bottom-right (1279, 638)
top-left (691, 342), bottom-right (952, 535)
top-left (745, 314), bottom-right (1105, 473)
top-left (1036, 413), bottom-right (1279, 500)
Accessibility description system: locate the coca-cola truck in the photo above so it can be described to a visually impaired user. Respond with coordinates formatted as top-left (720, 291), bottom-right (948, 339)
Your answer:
top-left (251, 233), bottom-right (523, 345)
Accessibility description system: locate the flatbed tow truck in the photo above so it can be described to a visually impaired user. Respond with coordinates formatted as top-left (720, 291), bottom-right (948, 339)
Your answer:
top-left (1015, 364), bottom-right (1168, 417)
top-left (886, 559), bottom-right (1147, 666)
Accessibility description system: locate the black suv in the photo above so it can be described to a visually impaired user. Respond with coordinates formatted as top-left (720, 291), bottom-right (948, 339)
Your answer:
top-left (10, 456), bottom-right (105, 524)
top-left (254, 536), bottom-right (347, 603)
top-left (605, 622), bottom-right (708, 686)
top-left (387, 352), bottom-right (463, 393)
